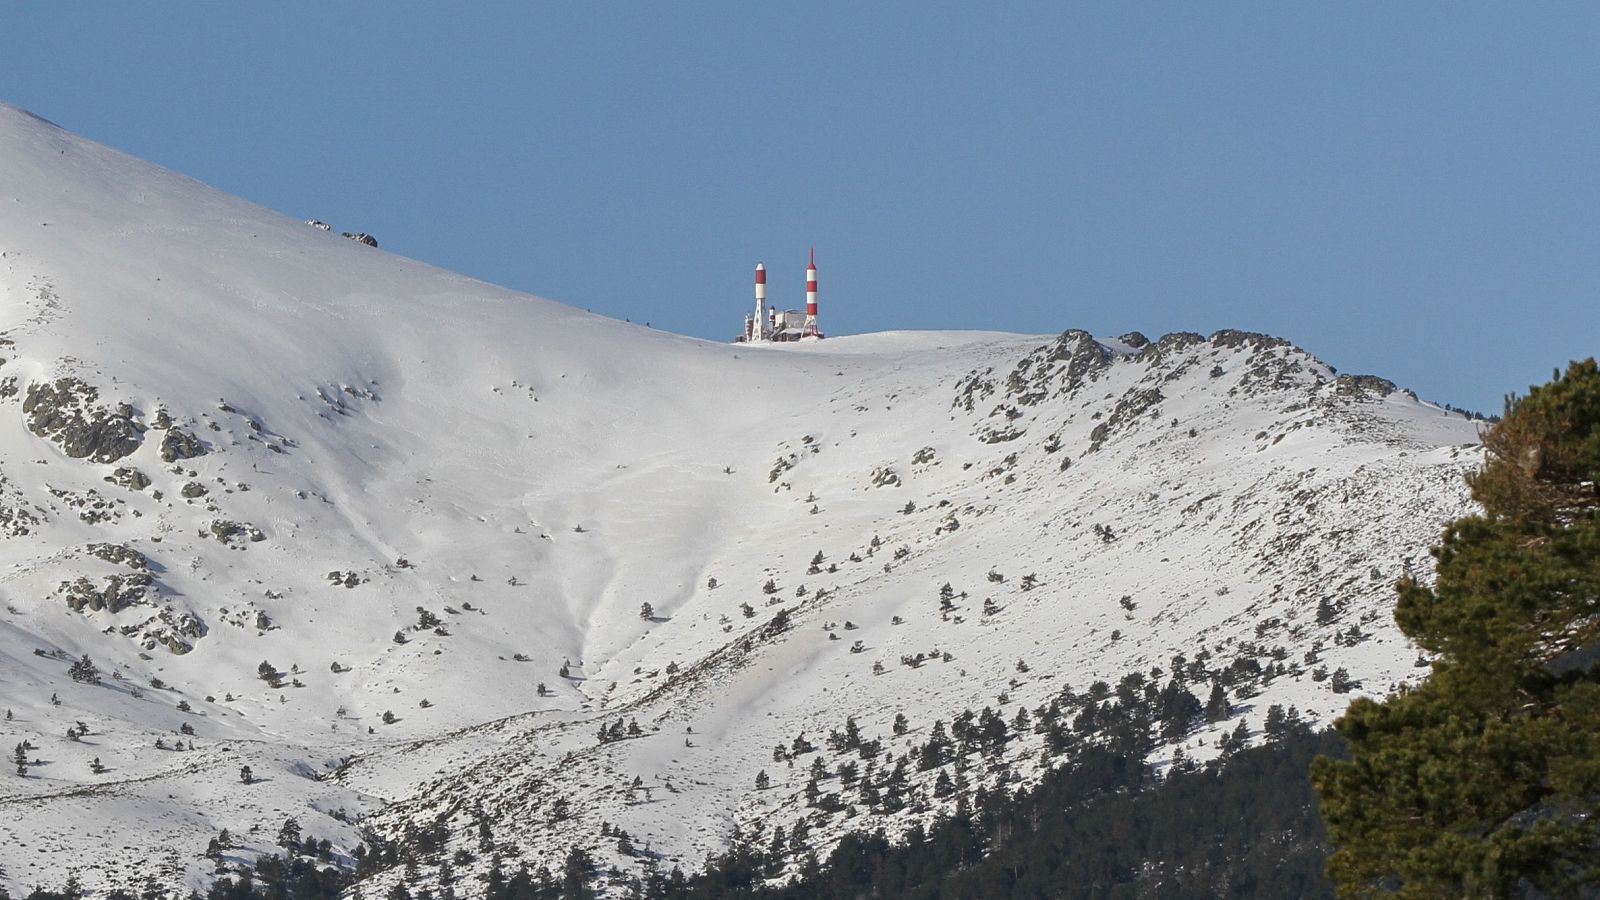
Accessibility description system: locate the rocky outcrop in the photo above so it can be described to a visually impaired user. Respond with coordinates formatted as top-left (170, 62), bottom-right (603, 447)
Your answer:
top-left (159, 427), bottom-right (207, 462)
top-left (207, 519), bottom-right (264, 546)
top-left (23, 377), bottom-right (143, 462)
top-left (127, 607), bottom-right (205, 655)
top-left (104, 466), bottom-right (151, 491)
top-left (85, 542), bottom-right (147, 570)
top-left (60, 572), bottom-right (154, 613)
top-left (1334, 374), bottom-right (1398, 399)
top-left (1087, 387), bottom-right (1165, 454)
top-left (342, 231), bottom-right (378, 248)
top-left (1209, 330), bottom-right (1290, 351)
top-left (868, 466), bottom-right (901, 488)
top-left (1136, 332), bottom-right (1206, 367)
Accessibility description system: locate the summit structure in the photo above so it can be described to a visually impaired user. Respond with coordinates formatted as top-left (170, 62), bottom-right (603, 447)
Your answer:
top-left (739, 251), bottom-right (824, 342)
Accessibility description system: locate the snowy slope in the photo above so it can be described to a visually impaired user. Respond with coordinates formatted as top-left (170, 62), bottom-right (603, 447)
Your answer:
top-left (0, 102), bottom-right (1482, 893)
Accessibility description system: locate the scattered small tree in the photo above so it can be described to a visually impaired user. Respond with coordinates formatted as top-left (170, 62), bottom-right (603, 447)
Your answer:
top-left (277, 817), bottom-right (302, 852)
top-left (68, 654), bottom-right (100, 685)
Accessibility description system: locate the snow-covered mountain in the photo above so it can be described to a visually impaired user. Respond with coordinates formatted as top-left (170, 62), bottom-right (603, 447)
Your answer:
top-left (0, 102), bottom-right (1481, 894)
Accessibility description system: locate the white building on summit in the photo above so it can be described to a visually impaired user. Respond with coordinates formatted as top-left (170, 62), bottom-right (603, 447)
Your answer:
top-left (737, 251), bottom-right (824, 343)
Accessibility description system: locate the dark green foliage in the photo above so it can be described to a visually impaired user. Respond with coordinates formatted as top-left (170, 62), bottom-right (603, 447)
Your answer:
top-left (654, 727), bottom-right (1338, 899)
top-left (200, 854), bottom-right (353, 900)
top-left (68, 654), bottom-right (99, 684)
top-left (1314, 359), bottom-right (1600, 897)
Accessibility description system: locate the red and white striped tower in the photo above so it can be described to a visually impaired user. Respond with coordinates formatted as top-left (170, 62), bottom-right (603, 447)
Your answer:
top-left (753, 262), bottom-right (769, 341)
top-left (803, 248), bottom-right (819, 336)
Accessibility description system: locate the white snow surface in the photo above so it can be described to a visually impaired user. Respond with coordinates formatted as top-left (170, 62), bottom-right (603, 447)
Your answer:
top-left (0, 102), bottom-right (1485, 893)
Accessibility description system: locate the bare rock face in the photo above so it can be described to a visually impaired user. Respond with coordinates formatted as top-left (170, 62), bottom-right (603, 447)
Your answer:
top-left (159, 427), bottom-right (207, 462)
top-left (23, 377), bottom-right (144, 462)
top-left (342, 231), bottom-right (378, 248)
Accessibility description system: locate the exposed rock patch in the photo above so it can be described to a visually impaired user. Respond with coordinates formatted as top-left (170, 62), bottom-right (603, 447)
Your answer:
top-left (104, 466), bottom-right (151, 491)
top-left (1209, 330), bottom-right (1290, 351)
top-left (159, 427), bottom-right (207, 462)
top-left (48, 485), bottom-right (121, 524)
top-left (1087, 387), bottom-right (1165, 454)
top-left (136, 609), bottom-right (206, 654)
top-left (207, 519), bottom-right (264, 546)
top-left (1136, 332), bottom-right (1206, 367)
top-left (868, 466), bottom-right (901, 488)
top-left (85, 542), bottom-right (147, 570)
top-left (60, 572), bottom-right (154, 614)
top-left (23, 377), bottom-right (144, 462)
top-left (1334, 374), bottom-right (1398, 399)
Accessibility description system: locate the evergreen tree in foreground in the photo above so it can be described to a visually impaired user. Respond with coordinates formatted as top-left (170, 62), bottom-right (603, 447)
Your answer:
top-left (1313, 359), bottom-right (1600, 897)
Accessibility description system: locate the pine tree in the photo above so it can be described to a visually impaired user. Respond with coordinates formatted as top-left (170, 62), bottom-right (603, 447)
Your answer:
top-left (1263, 704), bottom-right (1287, 740)
top-left (1204, 681), bottom-right (1230, 723)
top-left (1314, 359), bottom-right (1600, 897)
top-left (560, 844), bottom-right (595, 899)
top-left (1316, 595), bottom-right (1339, 626)
top-left (277, 816), bottom-right (302, 852)
top-left (68, 654), bottom-right (100, 684)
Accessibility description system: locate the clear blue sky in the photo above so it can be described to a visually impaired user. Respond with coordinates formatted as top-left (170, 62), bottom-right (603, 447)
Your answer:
top-left (3, 3), bottom-right (1595, 413)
